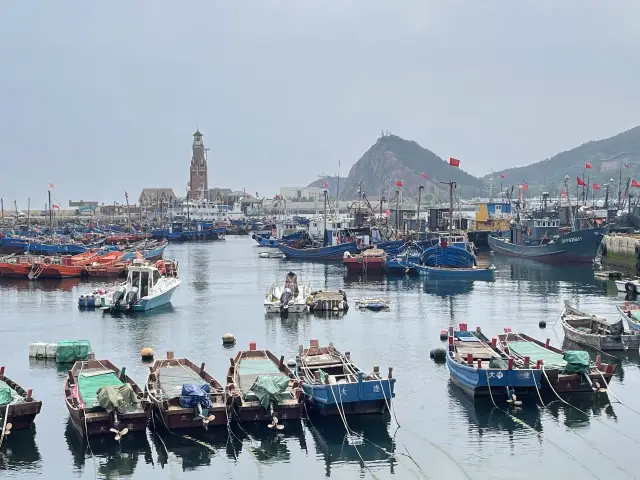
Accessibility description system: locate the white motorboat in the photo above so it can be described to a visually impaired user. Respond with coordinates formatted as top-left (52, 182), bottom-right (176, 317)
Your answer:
top-left (264, 271), bottom-right (312, 314)
top-left (615, 279), bottom-right (640, 294)
top-left (101, 259), bottom-right (181, 312)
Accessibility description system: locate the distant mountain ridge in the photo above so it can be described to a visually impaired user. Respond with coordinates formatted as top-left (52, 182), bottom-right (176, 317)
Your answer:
top-left (485, 126), bottom-right (640, 194)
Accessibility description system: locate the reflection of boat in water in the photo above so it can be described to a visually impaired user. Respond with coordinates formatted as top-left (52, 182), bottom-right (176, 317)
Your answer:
top-left (149, 426), bottom-right (235, 469)
top-left (422, 279), bottom-right (474, 298)
top-left (0, 277), bottom-right (82, 292)
top-left (64, 418), bottom-right (152, 474)
top-left (306, 415), bottom-right (396, 476)
top-left (229, 421), bottom-right (308, 463)
top-left (0, 424), bottom-right (41, 471)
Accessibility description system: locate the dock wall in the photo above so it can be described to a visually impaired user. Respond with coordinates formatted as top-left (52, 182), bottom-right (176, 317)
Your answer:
top-left (602, 234), bottom-right (640, 269)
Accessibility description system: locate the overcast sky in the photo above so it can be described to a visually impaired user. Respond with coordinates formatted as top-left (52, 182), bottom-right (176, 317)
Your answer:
top-left (1, 1), bottom-right (639, 207)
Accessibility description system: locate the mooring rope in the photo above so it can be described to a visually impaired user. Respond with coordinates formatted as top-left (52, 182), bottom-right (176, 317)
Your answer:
top-left (0, 405), bottom-right (9, 448)
top-left (485, 370), bottom-right (601, 480)
top-left (595, 370), bottom-right (640, 417)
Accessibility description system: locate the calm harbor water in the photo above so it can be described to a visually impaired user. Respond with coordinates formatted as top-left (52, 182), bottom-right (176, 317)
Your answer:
top-left (1, 237), bottom-right (640, 480)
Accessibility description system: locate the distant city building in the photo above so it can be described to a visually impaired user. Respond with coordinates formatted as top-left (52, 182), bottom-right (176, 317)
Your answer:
top-left (68, 200), bottom-right (98, 207)
top-left (138, 188), bottom-right (177, 206)
top-left (208, 188), bottom-right (232, 202)
top-left (188, 130), bottom-right (209, 200)
top-left (279, 187), bottom-right (324, 201)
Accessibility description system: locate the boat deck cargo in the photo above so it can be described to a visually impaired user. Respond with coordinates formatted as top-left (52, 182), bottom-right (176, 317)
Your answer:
top-left (0, 366), bottom-right (42, 430)
top-left (306, 291), bottom-right (348, 312)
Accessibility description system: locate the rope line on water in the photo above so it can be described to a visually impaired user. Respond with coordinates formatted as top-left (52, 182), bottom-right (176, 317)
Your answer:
top-left (485, 371), bottom-right (601, 480)
top-left (595, 370), bottom-right (640, 417)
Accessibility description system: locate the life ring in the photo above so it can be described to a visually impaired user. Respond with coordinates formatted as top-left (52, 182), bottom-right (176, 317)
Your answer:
top-left (43, 257), bottom-right (52, 265)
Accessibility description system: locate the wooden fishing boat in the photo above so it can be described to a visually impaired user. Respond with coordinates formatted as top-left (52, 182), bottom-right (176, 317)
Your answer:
top-left (29, 257), bottom-right (86, 279)
top-left (0, 366), bottom-right (42, 431)
top-left (497, 330), bottom-right (615, 393)
top-left (0, 256), bottom-right (32, 278)
top-left (227, 343), bottom-right (302, 427)
top-left (146, 352), bottom-right (227, 430)
top-left (343, 248), bottom-right (387, 274)
top-left (64, 358), bottom-right (150, 438)
top-left (295, 340), bottom-right (395, 416)
top-left (85, 263), bottom-right (127, 277)
top-left (561, 301), bottom-right (640, 351)
top-left (616, 301), bottom-right (640, 332)
top-left (446, 324), bottom-right (543, 398)
top-left (277, 242), bottom-right (358, 261)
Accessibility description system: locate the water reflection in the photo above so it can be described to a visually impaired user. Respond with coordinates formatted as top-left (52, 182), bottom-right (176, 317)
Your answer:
top-left (64, 419), bottom-right (152, 476)
top-left (545, 393), bottom-right (617, 425)
top-left (306, 415), bottom-right (395, 477)
top-left (231, 422), bottom-right (307, 463)
top-left (150, 428), bottom-right (236, 471)
top-left (422, 279), bottom-right (474, 298)
top-left (0, 426), bottom-right (41, 472)
top-left (0, 277), bottom-right (83, 292)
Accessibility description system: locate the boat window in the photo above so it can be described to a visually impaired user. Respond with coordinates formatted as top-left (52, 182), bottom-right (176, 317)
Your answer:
top-left (153, 270), bottom-right (161, 285)
top-left (131, 271), bottom-right (140, 287)
top-left (141, 271), bottom-right (149, 297)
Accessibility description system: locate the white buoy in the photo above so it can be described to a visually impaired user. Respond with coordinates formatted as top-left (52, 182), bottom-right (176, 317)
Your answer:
top-left (222, 333), bottom-right (236, 346)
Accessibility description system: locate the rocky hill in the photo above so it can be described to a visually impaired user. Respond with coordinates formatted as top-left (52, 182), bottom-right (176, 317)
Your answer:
top-left (485, 126), bottom-right (640, 195)
top-left (307, 176), bottom-right (342, 196)
top-left (321, 135), bottom-right (484, 200)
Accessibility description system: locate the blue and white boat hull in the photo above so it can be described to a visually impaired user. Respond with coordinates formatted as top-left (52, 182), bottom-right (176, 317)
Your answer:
top-left (301, 376), bottom-right (395, 416)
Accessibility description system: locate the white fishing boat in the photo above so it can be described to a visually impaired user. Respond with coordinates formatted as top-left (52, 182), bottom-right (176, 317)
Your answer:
top-left (264, 271), bottom-right (312, 314)
top-left (101, 259), bottom-right (181, 313)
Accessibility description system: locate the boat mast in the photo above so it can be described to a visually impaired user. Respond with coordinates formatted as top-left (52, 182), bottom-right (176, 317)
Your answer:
top-left (323, 189), bottom-right (328, 247)
top-left (0, 198), bottom-right (3, 225)
top-left (48, 190), bottom-right (53, 233)
top-left (417, 185), bottom-right (423, 237)
top-left (125, 191), bottom-right (132, 230)
top-left (27, 197), bottom-right (30, 229)
top-left (439, 180), bottom-right (456, 243)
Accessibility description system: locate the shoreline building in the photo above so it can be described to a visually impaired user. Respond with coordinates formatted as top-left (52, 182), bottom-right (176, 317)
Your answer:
top-left (188, 130), bottom-right (209, 200)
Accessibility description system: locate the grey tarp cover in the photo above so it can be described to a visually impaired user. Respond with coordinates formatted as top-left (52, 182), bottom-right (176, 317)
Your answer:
top-left (96, 384), bottom-right (139, 413)
top-left (561, 351), bottom-right (590, 375)
top-left (489, 358), bottom-right (509, 369)
top-left (247, 375), bottom-right (291, 410)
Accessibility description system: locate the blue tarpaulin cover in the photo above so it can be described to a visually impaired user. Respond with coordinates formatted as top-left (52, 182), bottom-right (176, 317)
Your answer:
top-left (178, 383), bottom-right (211, 408)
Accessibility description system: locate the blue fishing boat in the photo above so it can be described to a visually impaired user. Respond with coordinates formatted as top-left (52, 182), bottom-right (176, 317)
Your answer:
top-left (278, 242), bottom-right (357, 260)
top-left (416, 264), bottom-right (495, 280)
top-left (296, 340), bottom-right (395, 416)
top-left (422, 234), bottom-right (476, 268)
top-left (446, 325), bottom-right (542, 398)
top-left (252, 234), bottom-right (280, 247)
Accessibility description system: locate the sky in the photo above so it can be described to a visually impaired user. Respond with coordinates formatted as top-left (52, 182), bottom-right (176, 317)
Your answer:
top-left (1, 1), bottom-right (639, 208)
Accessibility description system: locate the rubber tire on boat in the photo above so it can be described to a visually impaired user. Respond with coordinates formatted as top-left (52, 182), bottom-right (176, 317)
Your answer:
top-left (338, 289), bottom-right (347, 302)
top-left (636, 244), bottom-right (640, 259)
top-left (636, 260), bottom-right (640, 271)
top-left (601, 242), bottom-right (607, 256)
top-left (626, 282), bottom-right (638, 294)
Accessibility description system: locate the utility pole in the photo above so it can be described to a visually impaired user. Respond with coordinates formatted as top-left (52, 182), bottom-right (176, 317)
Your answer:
top-left (416, 185), bottom-right (424, 237)
top-left (27, 198), bottom-right (30, 228)
top-left (323, 189), bottom-right (328, 246)
top-left (125, 192), bottom-right (131, 229)
top-left (48, 190), bottom-right (53, 233)
top-left (395, 190), bottom-right (400, 233)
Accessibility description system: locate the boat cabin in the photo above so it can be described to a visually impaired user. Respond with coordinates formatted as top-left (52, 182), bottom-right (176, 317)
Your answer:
top-left (510, 217), bottom-right (560, 246)
top-left (127, 260), bottom-right (162, 299)
top-left (473, 201), bottom-right (512, 232)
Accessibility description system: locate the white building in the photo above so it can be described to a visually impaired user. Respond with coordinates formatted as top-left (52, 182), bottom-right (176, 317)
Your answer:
top-left (279, 187), bottom-right (324, 201)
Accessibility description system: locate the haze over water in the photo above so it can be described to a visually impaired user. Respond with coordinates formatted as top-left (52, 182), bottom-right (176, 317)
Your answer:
top-left (1, 237), bottom-right (639, 479)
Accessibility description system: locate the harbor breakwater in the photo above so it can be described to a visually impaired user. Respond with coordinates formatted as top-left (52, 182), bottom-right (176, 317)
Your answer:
top-left (601, 233), bottom-right (640, 269)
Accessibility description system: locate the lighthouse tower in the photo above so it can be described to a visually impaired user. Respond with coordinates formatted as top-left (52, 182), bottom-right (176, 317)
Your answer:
top-left (188, 130), bottom-right (208, 200)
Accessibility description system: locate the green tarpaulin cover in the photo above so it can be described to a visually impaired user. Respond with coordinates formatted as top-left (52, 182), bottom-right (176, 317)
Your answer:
top-left (97, 384), bottom-right (138, 413)
top-left (561, 351), bottom-right (590, 375)
top-left (0, 380), bottom-right (23, 406)
top-left (57, 340), bottom-right (91, 363)
top-left (78, 370), bottom-right (124, 410)
top-left (248, 375), bottom-right (291, 410)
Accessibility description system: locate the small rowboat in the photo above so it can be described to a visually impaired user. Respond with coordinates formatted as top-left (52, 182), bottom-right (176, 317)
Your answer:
top-left (561, 301), bottom-right (640, 351)
top-left (295, 340), bottom-right (395, 416)
top-left (616, 301), bottom-right (640, 332)
top-left (146, 352), bottom-right (228, 430)
top-left (64, 357), bottom-right (150, 439)
top-left (0, 366), bottom-right (42, 432)
top-left (497, 330), bottom-right (615, 393)
top-left (226, 343), bottom-right (302, 427)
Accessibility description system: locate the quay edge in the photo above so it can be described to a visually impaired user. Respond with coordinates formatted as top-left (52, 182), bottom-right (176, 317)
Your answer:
top-left (601, 234), bottom-right (640, 269)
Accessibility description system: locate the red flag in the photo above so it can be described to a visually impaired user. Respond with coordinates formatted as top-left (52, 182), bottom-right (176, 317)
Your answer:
top-left (522, 183), bottom-right (528, 192)
top-left (592, 183), bottom-right (601, 190)
top-left (396, 180), bottom-right (403, 188)
top-left (420, 172), bottom-right (427, 180)
top-left (49, 183), bottom-right (54, 189)
top-left (577, 177), bottom-right (586, 186)
top-left (274, 194), bottom-right (281, 200)
top-left (499, 173), bottom-right (505, 179)
top-left (449, 157), bottom-right (460, 167)
top-left (585, 162), bottom-right (592, 169)
top-left (323, 180), bottom-right (329, 189)
top-left (385, 209), bottom-right (390, 217)
top-left (560, 189), bottom-right (567, 197)
top-left (632, 180), bottom-right (640, 188)
top-left (54, 204), bottom-right (60, 209)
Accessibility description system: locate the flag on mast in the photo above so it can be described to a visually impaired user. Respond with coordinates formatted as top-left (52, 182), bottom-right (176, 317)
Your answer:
top-left (420, 172), bottom-right (427, 180)
top-left (396, 180), bottom-right (403, 188)
top-left (449, 158), bottom-right (460, 167)
top-left (585, 162), bottom-right (592, 169)
top-left (49, 183), bottom-right (54, 189)
top-left (577, 177), bottom-right (586, 186)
